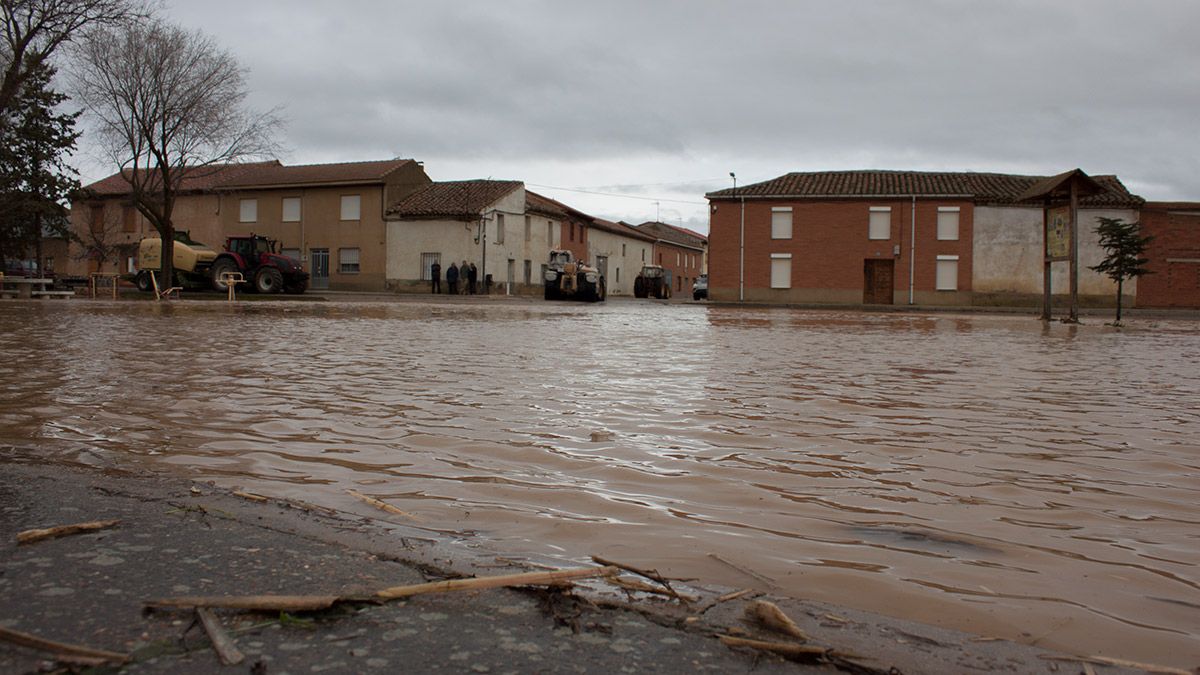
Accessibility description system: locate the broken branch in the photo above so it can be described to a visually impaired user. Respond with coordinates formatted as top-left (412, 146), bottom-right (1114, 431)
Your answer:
top-left (146, 595), bottom-right (344, 612)
top-left (608, 576), bottom-right (698, 602)
top-left (376, 566), bottom-right (618, 600)
top-left (719, 635), bottom-right (827, 662)
top-left (196, 607), bottom-right (245, 666)
top-left (16, 519), bottom-right (120, 545)
top-left (1037, 653), bottom-right (1194, 675)
top-left (346, 489), bottom-right (414, 518)
top-left (0, 625), bottom-right (127, 665)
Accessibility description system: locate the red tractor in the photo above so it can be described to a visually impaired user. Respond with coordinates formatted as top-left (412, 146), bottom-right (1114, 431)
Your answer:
top-left (210, 234), bottom-right (308, 294)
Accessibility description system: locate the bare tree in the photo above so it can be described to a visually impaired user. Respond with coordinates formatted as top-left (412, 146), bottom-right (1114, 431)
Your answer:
top-left (1, 0), bottom-right (139, 116)
top-left (69, 19), bottom-right (279, 287)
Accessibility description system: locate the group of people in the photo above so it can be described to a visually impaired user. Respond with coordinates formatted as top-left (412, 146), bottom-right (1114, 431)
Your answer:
top-left (429, 260), bottom-right (479, 295)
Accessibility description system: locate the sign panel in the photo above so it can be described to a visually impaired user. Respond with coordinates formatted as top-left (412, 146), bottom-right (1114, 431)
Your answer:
top-left (1046, 206), bottom-right (1071, 260)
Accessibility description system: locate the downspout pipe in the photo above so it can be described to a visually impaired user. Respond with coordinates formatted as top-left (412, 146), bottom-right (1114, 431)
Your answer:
top-left (908, 195), bottom-right (916, 305)
top-left (739, 195), bottom-right (745, 302)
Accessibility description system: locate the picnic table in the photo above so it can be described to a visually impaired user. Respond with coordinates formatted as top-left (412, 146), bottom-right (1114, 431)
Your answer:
top-left (0, 276), bottom-right (73, 299)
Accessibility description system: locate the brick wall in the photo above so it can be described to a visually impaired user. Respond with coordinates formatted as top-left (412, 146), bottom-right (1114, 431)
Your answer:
top-left (708, 197), bottom-right (973, 304)
top-left (652, 241), bottom-right (704, 295)
top-left (1137, 203), bottom-right (1200, 308)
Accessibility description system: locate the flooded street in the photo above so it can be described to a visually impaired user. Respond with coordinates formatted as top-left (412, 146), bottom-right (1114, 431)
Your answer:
top-left (2, 299), bottom-right (1198, 666)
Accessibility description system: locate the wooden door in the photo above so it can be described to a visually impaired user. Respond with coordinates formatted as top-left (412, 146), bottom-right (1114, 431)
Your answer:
top-left (863, 259), bottom-right (894, 304)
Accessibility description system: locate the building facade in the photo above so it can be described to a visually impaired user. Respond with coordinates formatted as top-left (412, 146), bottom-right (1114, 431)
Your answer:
top-left (1137, 202), bottom-right (1200, 308)
top-left (634, 221), bottom-right (708, 296)
top-left (706, 170), bottom-right (1143, 306)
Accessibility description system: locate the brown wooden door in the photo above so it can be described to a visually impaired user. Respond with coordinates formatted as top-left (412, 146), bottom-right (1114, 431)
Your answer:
top-left (863, 259), bottom-right (894, 304)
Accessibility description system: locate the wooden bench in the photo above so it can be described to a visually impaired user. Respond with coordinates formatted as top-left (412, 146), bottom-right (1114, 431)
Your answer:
top-left (31, 290), bottom-right (75, 299)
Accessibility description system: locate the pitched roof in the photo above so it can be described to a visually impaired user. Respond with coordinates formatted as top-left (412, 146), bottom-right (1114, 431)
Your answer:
top-left (220, 158), bottom-right (417, 189)
top-left (590, 217), bottom-right (656, 241)
top-left (706, 170), bottom-right (1143, 208)
top-left (634, 221), bottom-right (708, 248)
top-left (81, 161), bottom-right (281, 196)
top-left (524, 190), bottom-right (570, 219)
top-left (386, 180), bottom-right (522, 219)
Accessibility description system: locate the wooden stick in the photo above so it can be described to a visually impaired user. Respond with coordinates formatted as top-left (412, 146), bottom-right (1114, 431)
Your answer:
top-left (196, 608), bottom-right (245, 665)
top-left (346, 489), bottom-right (414, 518)
top-left (16, 519), bottom-right (120, 545)
top-left (719, 635), bottom-right (827, 662)
top-left (1038, 653), bottom-right (1194, 675)
top-left (376, 566), bottom-right (618, 600)
top-left (745, 600), bottom-right (809, 640)
top-left (590, 555), bottom-right (694, 605)
top-left (694, 588), bottom-right (760, 616)
top-left (608, 576), bottom-right (698, 602)
top-left (232, 490), bottom-right (268, 503)
top-left (0, 625), bottom-right (127, 665)
top-left (146, 595), bottom-right (344, 612)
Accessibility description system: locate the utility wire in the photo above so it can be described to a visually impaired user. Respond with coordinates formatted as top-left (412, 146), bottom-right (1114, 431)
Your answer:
top-left (526, 182), bottom-right (709, 205)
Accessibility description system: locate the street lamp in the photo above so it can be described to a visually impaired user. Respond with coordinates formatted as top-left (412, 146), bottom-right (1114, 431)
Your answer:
top-left (731, 172), bottom-right (744, 302)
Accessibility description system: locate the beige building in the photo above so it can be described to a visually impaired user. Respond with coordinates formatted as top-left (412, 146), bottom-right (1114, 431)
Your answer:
top-left (69, 159), bottom-right (430, 291)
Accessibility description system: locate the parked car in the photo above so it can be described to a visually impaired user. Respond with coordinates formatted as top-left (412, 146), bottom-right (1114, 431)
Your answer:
top-left (692, 274), bottom-right (708, 300)
top-left (3, 259), bottom-right (53, 280)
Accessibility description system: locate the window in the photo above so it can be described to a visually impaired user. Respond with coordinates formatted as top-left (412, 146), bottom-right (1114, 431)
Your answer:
top-left (339, 248), bottom-right (360, 274)
top-left (936, 255), bottom-right (959, 290)
top-left (282, 197), bottom-right (301, 222)
top-left (126, 256), bottom-right (136, 274)
top-left (524, 260), bottom-right (531, 285)
top-left (937, 207), bottom-right (960, 240)
top-left (340, 195), bottom-right (361, 221)
top-left (622, 243), bottom-right (626, 256)
top-left (44, 256), bottom-right (54, 271)
top-left (524, 215), bottom-right (531, 242)
top-left (676, 252), bottom-right (681, 266)
top-left (770, 253), bottom-right (792, 289)
top-left (658, 252), bottom-right (662, 264)
top-left (869, 206), bottom-right (891, 240)
top-left (122, 205), bottom-right (137, 232)
top-left (616, 267), bottom-right (620, 283)
top-left (569, 222), bottom-right (575, 241)
top-left (495, 213), bottom-right (505, 244)
top-left (239, 199), bottom-right (257, 223)
top-left (642, 249), bottom-right (646, 262)
top-left (547, 221), bottom-right (554, 246)
top-left (771, 207), bottom-right (793, 239)
top-left (420, 253), bottom-right (440, 280)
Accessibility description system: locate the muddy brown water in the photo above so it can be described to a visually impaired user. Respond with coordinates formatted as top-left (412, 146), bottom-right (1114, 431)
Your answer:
top-left (3, 299), bottom-right (1198, 666)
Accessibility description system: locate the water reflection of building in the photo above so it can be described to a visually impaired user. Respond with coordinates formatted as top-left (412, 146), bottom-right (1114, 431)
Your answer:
top-left (705, 169), bottom-right (1169, 308)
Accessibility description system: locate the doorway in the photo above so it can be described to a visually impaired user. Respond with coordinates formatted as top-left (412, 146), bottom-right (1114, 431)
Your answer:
top-left (863, 259), bottom-right (894, 304)
top-left (310, 248), bottom-right (329, 290)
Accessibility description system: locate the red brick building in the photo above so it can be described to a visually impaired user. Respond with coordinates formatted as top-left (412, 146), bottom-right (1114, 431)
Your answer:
top-left (633, 221), bottom-right (707, 296)
top-left (705, 170), bottom-right (1142, 306)
top-left (1137, 202), bottom-right (1200, 308)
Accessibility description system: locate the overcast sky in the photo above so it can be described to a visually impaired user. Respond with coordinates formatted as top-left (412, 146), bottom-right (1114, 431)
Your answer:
top-left (72, 0), bottom-right (1200, 234)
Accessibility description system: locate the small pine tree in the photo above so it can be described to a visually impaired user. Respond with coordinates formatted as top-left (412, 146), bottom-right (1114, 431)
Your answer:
top-left (1090, 217), bottom-right (1152, 324)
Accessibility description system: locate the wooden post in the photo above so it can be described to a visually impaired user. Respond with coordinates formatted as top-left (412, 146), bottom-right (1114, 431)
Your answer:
top-left (1068, 182), bottom-right (1080, 322)
top-left (1042, 202), bottom-right (1051, 321)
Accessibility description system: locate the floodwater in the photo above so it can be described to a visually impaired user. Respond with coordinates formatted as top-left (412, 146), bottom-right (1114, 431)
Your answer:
top-left (2, 299), bottom-right (1199, 666)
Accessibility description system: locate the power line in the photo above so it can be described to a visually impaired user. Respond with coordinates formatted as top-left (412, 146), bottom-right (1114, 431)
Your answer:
top-left (525, 182), bottom-right (709, 205)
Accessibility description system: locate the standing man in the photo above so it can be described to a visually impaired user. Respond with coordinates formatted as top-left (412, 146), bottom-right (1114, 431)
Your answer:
top-left (461, 260), bottom-right (470, 294)
top-left (468, 262), bottom-right (478, 295)
top-left (446, 261), bottom-right (459, 295)
top-left (430, 259), bottom-right (442, 294)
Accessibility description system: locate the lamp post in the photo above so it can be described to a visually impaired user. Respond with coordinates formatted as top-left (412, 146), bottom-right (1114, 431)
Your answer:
top-left (731, 172), bottom-right (743, 302)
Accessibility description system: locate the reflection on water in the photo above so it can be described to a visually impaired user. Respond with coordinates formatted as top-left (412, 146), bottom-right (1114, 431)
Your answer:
top-left (3, 300), bottom-right (1199, 665)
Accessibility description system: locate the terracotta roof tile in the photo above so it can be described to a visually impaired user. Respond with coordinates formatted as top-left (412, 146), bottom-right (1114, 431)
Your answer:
top-left (524, 190), bottom-right (570, 219)
top-left (706, 170), bottom-right (1143, 208)
top-left (590, 217), bottom-right (656, 241)
top-left (81, 161), bottom-right (281, 196)
top-left (634, 221), bottom-right (707, 248)
top-left (220, 158), bottom-right (417, 188)
top-left (386, 180), bottom-right (522, 219)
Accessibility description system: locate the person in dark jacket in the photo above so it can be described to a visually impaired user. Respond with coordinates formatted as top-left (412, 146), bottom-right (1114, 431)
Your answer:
top-left (430, 261), bottom-right (441, 294)
top-left (446, 262), bottom-right (459, 295)
top-left (467, 262), bottom-right (478, 294)
top-left (460, 260), bottom-right (470, 294)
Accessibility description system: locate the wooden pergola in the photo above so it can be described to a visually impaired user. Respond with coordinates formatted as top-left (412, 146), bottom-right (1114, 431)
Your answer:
top-left (1015, 169), bottom-right (1105, 322)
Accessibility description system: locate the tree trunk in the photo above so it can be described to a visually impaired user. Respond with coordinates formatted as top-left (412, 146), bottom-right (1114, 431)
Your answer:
top-left (34, 213), bottom-right (43, 277)
top-left (1116, 279), bottom-right (1123, 323)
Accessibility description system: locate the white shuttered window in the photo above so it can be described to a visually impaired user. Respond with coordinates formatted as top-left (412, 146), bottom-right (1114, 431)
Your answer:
top-left (771, 207), bottom-right (792, 239)
top-left (770, 253), bottom-right (792, 289)
top-left (282, 197), bottom-right (301, 222)
top-left (937, 207), bottom-right (960, 240)
top-left (340, 195), bottom-right (361, 221)
top-left (936, 255), bottom-right (959, 290)
top-left (239, 199), bottom-right (257, 223)
top-left (868, 207), bottom-right (890, 240)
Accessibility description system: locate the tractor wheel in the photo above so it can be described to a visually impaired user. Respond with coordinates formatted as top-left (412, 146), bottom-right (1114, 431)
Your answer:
top-left (135, 271), bottom-right (153, 292)
top-left (255, 266), bottom-right (284, 294)
top-left (544, 283), bottom-right (556, 301)
top-left (210, 259), bottom-right (238, 292)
